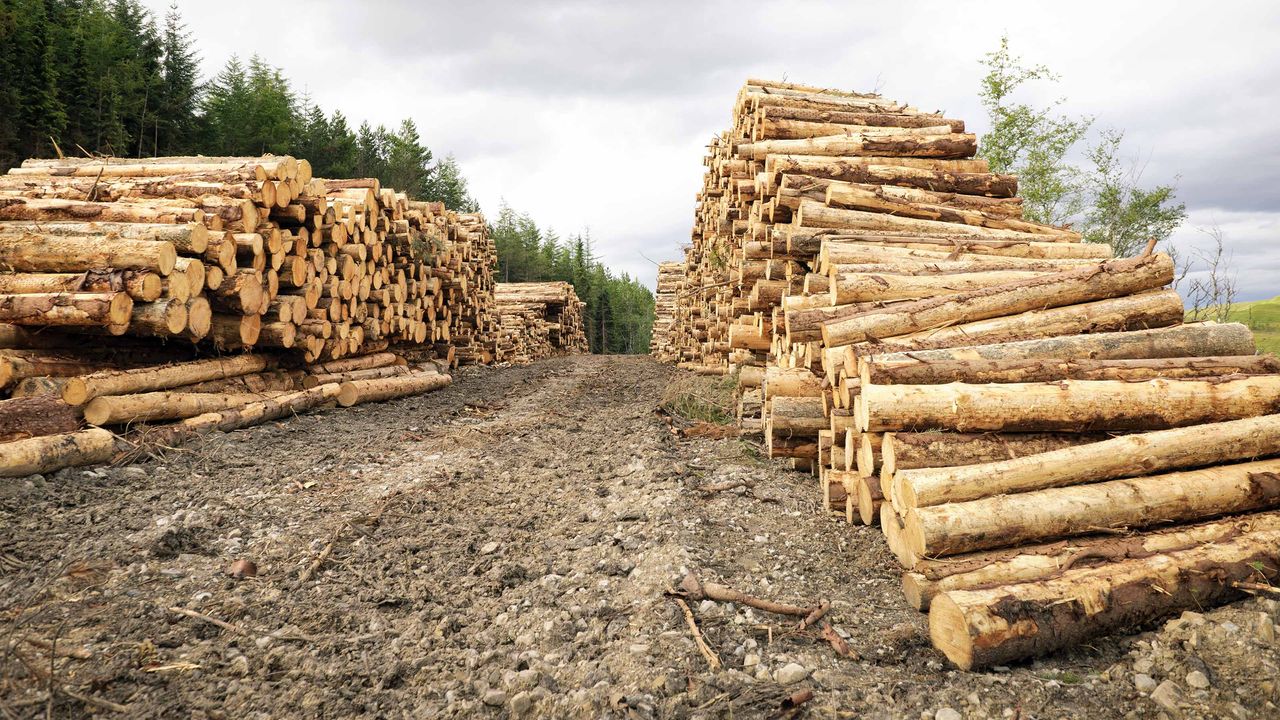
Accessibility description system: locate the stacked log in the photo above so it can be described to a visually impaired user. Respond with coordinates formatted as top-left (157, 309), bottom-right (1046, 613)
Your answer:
top-left (0, 155), bottom-right (514, 476)
top-left (493, 281), bottom-right (588, 362)
top-left (0, 156), bottom-right (498, 365)
top-left (650, 261), bottom-right (683, 361)
top-left (654, 78), bottom-right (1280, 670)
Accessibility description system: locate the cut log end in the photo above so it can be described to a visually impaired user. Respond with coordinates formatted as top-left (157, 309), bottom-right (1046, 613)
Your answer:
top-left (927, 593), bottom-right (977, 670)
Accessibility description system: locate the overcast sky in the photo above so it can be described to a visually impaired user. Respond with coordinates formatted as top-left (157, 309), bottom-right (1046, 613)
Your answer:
top-left (145, 0), bottom-right (1280, 300)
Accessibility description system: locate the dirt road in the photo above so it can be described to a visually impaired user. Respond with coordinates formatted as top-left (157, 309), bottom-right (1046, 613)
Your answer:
top-left (2, 356), bottom-right (1277, 718)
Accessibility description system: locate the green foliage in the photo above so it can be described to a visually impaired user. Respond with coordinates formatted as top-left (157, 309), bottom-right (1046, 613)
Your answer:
top-left (977, 35), bottom-right (1187, 255)
top-left (1205, 296), bottom-right (1280, 354)
top-left (977, 35), bottom-right (1092, 225)
top-left (1079, 128), bottom-right (1187, 257)
top-left (491, 202), bottom-right (654, 354)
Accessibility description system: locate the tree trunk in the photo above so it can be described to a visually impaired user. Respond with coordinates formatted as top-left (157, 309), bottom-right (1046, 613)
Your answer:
top-left (830, 269), bottom-right (1054, 304)
top-left (861, 375), bottom-right (1280, 433)
top-left (879, 431), bottom-right (1104, 480)
top-left (762, 368), bottom-right (823, 399)
top-left (767, 156), bottom-right (1014, 196)
top-left (0, 221), bottom-right (208, 253)
top-left (0, 232), bottom-right (178, 275)
top-left (0, 428), bottom-right (115, 478)
top-left (0, 292), bottom-right (133, 327)
top-left (903, 511), bottom-right (1280, 611)
top-left (822, 254), bottom-right (1174, 348)
top-left (0, 197), bottom-right (203, 225)
top-left (127, 298), bottom-right (187, 336)
top-left (864, 322), bottom-right (1256, 365)
top-left (84, 390), bottom-right (284, 426)
top-left (846, 291), bottom-right (1185, 358)
top-left (60, 354), bottom-right (270, 405)
top-left (824, 184), bottom-right (1069, 236)
top-left (136, 384), bottom-right (342, 452)
top-left (904, 458), bottom-right (1280, 557)
top-left (894, 413), bottom-right (1280, 511)
top-left (336, 371), bottom-right (451, 406)
top-left (739, 133), bottom-right (978, 160)
top-left (928, 524), bottom-right (1280, 670)
top-left (0, 394), bottom-right (82, 442)
top-left (863, 354), bottom-right (1278, 386)
top-left (0, 270), bottom-right (162, 301)
top-left (801, 201), bottom-right (1079, 242)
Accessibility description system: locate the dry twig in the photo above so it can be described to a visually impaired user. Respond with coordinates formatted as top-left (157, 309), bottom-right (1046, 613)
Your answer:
top-left (671, 596), bottom-right (721, 670)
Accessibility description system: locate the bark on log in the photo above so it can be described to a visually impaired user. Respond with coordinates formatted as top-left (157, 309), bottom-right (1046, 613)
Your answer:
top-left (822, 254), bottom-right (1174, 348)
top-left (861, 375), bottom-right (1280, 433)
top-left (0, 428), bottom-right (115, 478)
top-left (862, 354), bottom-right (1280, 387)
top-left (863, 322), bottom-right (1256, 365)
top-left (0, 221), bottom-right (207, 253)
top-left (0, 197), bottom-right (203, 225)
top-left (830, 270), bottom-right (1053, 304)
top-left (845, 291), bottom-right (1185, 358)
top-left (84, 390), bottom-right (281, 426)
top-left (0, 394), bottom-right (82, 442)
top-left (302, 364), bottom-right (411, 388)
top-left (0, 270), bottom-right (161, 301)
top-left (801, 201), bottom-right (1079, 242)
top-left (928, 523), bottom-right (1280, 670)
top-left (739, 133), bottom-right (978, 161)
top-left (762, 368), bottom-right (823, 399)
top-left (0, 232), bottom-right (177, 275)
top-left (903, 511), bottom-right (1280, 611)
top-left (894, 413), bottom-right (1280, 510)
top-left (0, 292), bottom-right (133, 327)
top-left (823, 185), bottom-right (1069, 236)
top-left (904, 458), bottom-right (1280, 557)
top-left (134, 384), bottom-right (342, 452)
top-left (61, 355), bottom-right (270, 405)
top-left (766, 156), bottom-right (1015, 196)
top-left (879, 432), bottom-right (1106, 480)
top-left (336, 371), bottom-right (451, 406)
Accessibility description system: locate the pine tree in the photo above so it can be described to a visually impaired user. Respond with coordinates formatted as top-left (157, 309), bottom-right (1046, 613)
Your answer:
top-left (384, 118), bottom-right (432, 197)
top-left (155, 2), bottom-right (199, 154)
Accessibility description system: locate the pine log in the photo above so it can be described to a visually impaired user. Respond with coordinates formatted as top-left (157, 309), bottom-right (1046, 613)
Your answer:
top-left (861, 375), bottom-right (1280, 433)
top-left (803, 232), bottom-right (1107, 260)
top-left (879, 432), bottom-right (1117, 481)
top-left (766, 156), bottom-right (1015, 196)
top-left (0, 197), bottom-right (202, 225)
top-left (845, 291), bottom-right (1185, 358)
top-left (864, 322), bottom-right (1256, 365)
top-left (823, 254), bottom-right (1174, 348)
top-left (830, 269), bottom-right (1053, 304)
top-left (802, 201), bottom-right (1079, 242)
top-left (904, 458), bottom-right (1280, 557)
top-left (739, 133), bottom-right (977, 161)
top-left (136, 384), bottom-right (342, 451)
top-left (0, 292), bottom-right (133, 327)
top-left (303, 364), bottom-right (411, 388)
top-left (762, 368), bottom-right (823, 399)
top-left (336, 371), bottom-right (451, 406)
top-left (184, 297), bottom-right (212, 340)
top-left (306, 352), bottom-right (403, 375)
top-left (0, 350), bottom-right (115, 389)
top-left (0, 232), bottom-right (177, 275)
top-left (207, 313), bottom-right (261, 348)
top-left (84, 390), bottom-right (282, 426)
top-left (903, 511), bottom-right (1280, 611)
top-left (127, 298), bottom-right (187, 336)
top-left (61, 355), bottom-right (270, 405)
top-left (0, 270), bottom-right (161, 301)
top-left (0, 394), bottom-right (82, 442)
top-left (894, 413), bottom-right (1280, 510)
top-left (177, 369), bottom-right (303, 393)
top-left (928, 524), bottom-right (1280, 670)
top-left (824, 185), bottom-right (1068, 236)
top-left (0, 428), bottom-right (115, 478)
top-left (862, 354), bottom-right (1279, 386)
top-left (0, 221), bottom-right (207, 253)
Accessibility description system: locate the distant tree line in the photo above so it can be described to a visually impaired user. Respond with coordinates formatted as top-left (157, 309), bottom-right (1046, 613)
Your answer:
top-left (0, 0), bottom-right (476, 208)
top-left (0, 0), bottom-right (656, 353)
top-left (491, 204), bottom-right (654, 354)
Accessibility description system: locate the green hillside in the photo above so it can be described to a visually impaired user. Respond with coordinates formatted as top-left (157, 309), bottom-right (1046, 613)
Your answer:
top-left (1193, 297), bottom-right (1280, 354)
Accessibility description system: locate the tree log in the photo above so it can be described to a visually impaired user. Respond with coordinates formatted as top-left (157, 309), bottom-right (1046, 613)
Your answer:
top-left (830, 270), bottom-right (1053, 304)
top-left (61, 355), bottom-right (270, 405)
top-left (0, 428), bottom-right (115, 478)
top-left (861, 375), bottom-right (1280, 433)
top-left (904, 458), bottom-right (1280, 557)
top-left (864, 322), bottom-right (1256, 365)
top-left (0, 292), bottom-right (133, 327)
top-left (0, 394), bottom-right (82, 442)
top-left (903, 511), bottom-right (1280, 611)
top-left (84, 390), bottom-right (282, 426)
top-left (767, 156), bottom-right (1015, 196)
top-left (894, 413), bottom-right (1280, 510)
top-left (336, 371), bottom-right (451, 406)
top-left (801, 201), bottom-right (1078, 242)
top-left (928, 523), bottom-right (1280, 670)
top-left (0, 232), bottom-right (177, 275)
top-left (846, 291), bottom-right (1185, 358)
top-left (0, 270), bottom-right (161, 301)
top-left (739, 133), bottom-right (977, 161)
top-left (0, 221), bottom-right (207, 253)
top-left (823, 254), bottom-right (1174, 348)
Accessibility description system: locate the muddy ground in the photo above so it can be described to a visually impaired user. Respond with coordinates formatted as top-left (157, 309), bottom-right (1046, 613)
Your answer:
top-left (2, 355), bottom-right (1277, 719)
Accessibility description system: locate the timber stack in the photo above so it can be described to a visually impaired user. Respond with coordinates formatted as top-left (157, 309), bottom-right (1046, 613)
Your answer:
top-left (493, 281), bottom-right (588, 362)
top-left (0, 154), bottom-right (504, 477)
top-left (655, 78), bottom-right (1280, 669)
top-left (650, 261), bottom-right (683, 361)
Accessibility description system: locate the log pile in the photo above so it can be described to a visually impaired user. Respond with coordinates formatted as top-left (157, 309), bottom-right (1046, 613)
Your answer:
top-left (493, 281), bottom-right (588, 362)
top-left (650, 261), bottom-right (683, 361)
top-left (0, 156), bottom-right (498, 365)
top-left (655, 78), bottom-right (1280, 669)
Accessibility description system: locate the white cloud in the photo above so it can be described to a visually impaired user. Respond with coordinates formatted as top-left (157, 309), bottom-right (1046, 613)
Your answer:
top-left (146, 0), bottom-right (1280, 289)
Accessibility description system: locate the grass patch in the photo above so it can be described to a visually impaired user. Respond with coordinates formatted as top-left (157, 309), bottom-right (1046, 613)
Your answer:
top-left (660, 372), bottom-right (737, 425)
top-left (1191, 296), bottom-right (1280, 355)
